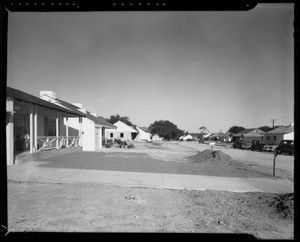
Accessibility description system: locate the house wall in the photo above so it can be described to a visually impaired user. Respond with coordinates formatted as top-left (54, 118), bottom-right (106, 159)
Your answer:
top-left (67, 116), bottom-right (96, 151)
top-left (264, 134), bottom-right (284, 145)
top-left (284, 132), bottom-right (294, 140)
top-left (6, 111), bottom-right (14, 165)
top-left (105, 130), bottom-right (133, 141)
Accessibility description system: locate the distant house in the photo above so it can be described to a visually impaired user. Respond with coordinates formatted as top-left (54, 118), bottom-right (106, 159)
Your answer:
top-left (179, 134), bottom-right (193, 141)
top-left (40, 91), bottom-right (116, 151)
top-left (264, 125), bottom-right (294, 145)
top-left (6, 87), bottom-right (86, 165)
top-left (151, 134), bottom-right (164, 141)
top-left (105, 120), bottom-right (138, 141)
top-left (134, 127), bottom-right (151, 142)
top-left (233, 128), bottom-right (265, 142)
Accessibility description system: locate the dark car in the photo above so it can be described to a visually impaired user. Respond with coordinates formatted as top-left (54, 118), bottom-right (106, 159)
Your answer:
top-left (250, 140), bottom-right (267, 151)
top-left (233, 140), bottom-right (251, 149)
top-left (276, 140), bottom-right (294, 155)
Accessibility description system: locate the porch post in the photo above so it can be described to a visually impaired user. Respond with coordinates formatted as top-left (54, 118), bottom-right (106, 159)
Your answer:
top-left (99, 126), bottom-right (102, 149)
top-left (56, 112), bottom-right (59, 149)
top-left (34, 105), bottom-right (38, 152)
top-left (79, 116), bottom-right (82, 146)
top-left (66, 115), bottom-right (69, 147)
top-left (6, 111), bottom-right (14, 165)
top-left (29, 106), bottom-right (33, 153)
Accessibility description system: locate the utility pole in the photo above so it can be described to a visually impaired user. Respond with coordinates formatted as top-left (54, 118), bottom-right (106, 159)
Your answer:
top-left (271, 119), bottom-right (276, 128)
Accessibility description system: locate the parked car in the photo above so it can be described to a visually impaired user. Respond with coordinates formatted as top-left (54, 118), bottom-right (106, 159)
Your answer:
top-left (262, 144), bottom-right (277, 152)
top-left (233, 140), bottom-right (251, 150)
top-left (250, 140), bottom-right (267, 151)
top-left (276, 140), bottom-right (294, 155)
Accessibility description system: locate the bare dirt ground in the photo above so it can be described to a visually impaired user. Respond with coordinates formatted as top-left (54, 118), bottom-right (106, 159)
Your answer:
top-left (6, 141), bottom-right (294, 239)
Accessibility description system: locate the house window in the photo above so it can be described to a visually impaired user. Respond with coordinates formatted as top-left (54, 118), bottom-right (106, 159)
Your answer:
top-left (274, 136), bottom-right (276, 141)
top-left (110, 133), bottom-right (113, 138)
top-left (120, 133), bottom-right (124, 138)
top-left (44, 117), bottom-right (56, 136)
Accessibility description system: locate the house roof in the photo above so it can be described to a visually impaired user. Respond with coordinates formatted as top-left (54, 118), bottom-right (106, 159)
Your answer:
top-left (139, 127), bottom-right (149, 133)
top-left (53, 97), bottom-right (116, 129)
top-left (112, 121), bottom-right (138, 133)
top-left (7, 87), bottom-right (86, 117)
top-left (267, 126), bottom-right (294, 134)
top-left (238, 128), bottom-right (255, 134)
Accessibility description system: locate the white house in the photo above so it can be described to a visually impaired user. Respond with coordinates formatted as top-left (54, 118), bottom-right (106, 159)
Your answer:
top-left (179, 134), bottom-right (193, 141)
top-left (40, 91), bottom-right (116, 151)
top-left (6, 87), bottom-right (86, 165)
top-left (265, 125), bottom-right (294, 145)
top-left (134, 127), bottom-right (151, 142)
top-left (105, 120), bottom-right (138, 141)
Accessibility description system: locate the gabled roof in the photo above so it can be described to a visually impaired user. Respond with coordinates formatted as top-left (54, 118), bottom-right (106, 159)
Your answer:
top-left (52, 97), bottom-right (116, 129)
top-left (112, 120), bottom-right (138, 133)
top-left (139, 127), bottom-right (150, 133)
top-left (267, 126), bottom-right (294, 134)
top-left (7, 87), bottom-right (86, 117)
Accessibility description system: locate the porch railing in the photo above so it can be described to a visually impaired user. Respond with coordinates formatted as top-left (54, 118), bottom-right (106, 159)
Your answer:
top-left (36, 136), bottom-right (80, 153)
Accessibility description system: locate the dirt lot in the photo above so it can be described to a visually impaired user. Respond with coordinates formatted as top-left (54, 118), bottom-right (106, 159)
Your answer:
top-left (6, 141), bottom-right (294, 239)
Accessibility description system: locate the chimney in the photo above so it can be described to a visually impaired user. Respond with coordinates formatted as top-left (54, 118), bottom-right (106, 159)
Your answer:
top-left (90, 112), bottom-right (98, 117)
top-left (40, 91), bottom-right (56, 99)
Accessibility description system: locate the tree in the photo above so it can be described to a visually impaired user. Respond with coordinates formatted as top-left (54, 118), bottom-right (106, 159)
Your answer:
top-left (228, 126), bottom-right (245, 134)
top-left (148, 120), bottom-right (184, 141)
top-left (258, 126), bottom-right (273, 132)
top-left (106, 114), bottom-right (136, 128)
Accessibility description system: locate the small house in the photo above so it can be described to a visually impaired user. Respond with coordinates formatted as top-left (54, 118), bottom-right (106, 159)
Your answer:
top-left (40, 91), bottom-right (116, 151)
top-left (134, 127), bottom-right (152, 142)
top-left (105, 120), bottom-right (138, 141)
top-left (264, 125), bottom-right (294, 145)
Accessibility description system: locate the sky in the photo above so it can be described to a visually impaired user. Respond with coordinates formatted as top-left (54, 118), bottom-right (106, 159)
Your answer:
top-left (7, 4), bottom-right (294, 133)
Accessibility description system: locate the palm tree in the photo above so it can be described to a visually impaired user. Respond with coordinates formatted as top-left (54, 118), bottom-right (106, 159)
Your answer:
top-left (199, 126), bottom-right (208, 133)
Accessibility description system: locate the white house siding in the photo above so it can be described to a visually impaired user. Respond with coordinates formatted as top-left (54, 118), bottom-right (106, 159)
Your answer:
top-left (6, 98), bottom-right (14, 165)
top-left (67, 116), bottom-right (95, 151)
top-left (284, 132), bottom-right (294, 140)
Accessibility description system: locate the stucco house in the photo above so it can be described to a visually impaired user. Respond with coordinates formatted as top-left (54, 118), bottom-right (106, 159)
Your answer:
top-left (40, 91), bottom-right (116, 151)
top-left (233, 128), bottom-right (265, 142)
top-left (134, 127), bottom-right (152, 142)
top-left (264, 125), bottom-right (294, 145)
top-left (105, 120), bottom-right (138, 141)
top-left (6, 87), bottom-right (86, 165)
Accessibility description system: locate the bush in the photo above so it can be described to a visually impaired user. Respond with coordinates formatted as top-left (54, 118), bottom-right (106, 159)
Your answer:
top-left (105, 139), bottom-right (114, 148)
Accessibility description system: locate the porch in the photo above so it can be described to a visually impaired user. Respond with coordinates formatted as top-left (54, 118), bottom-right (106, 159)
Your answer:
top-left (6, 87), bottom-right (86, 165)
